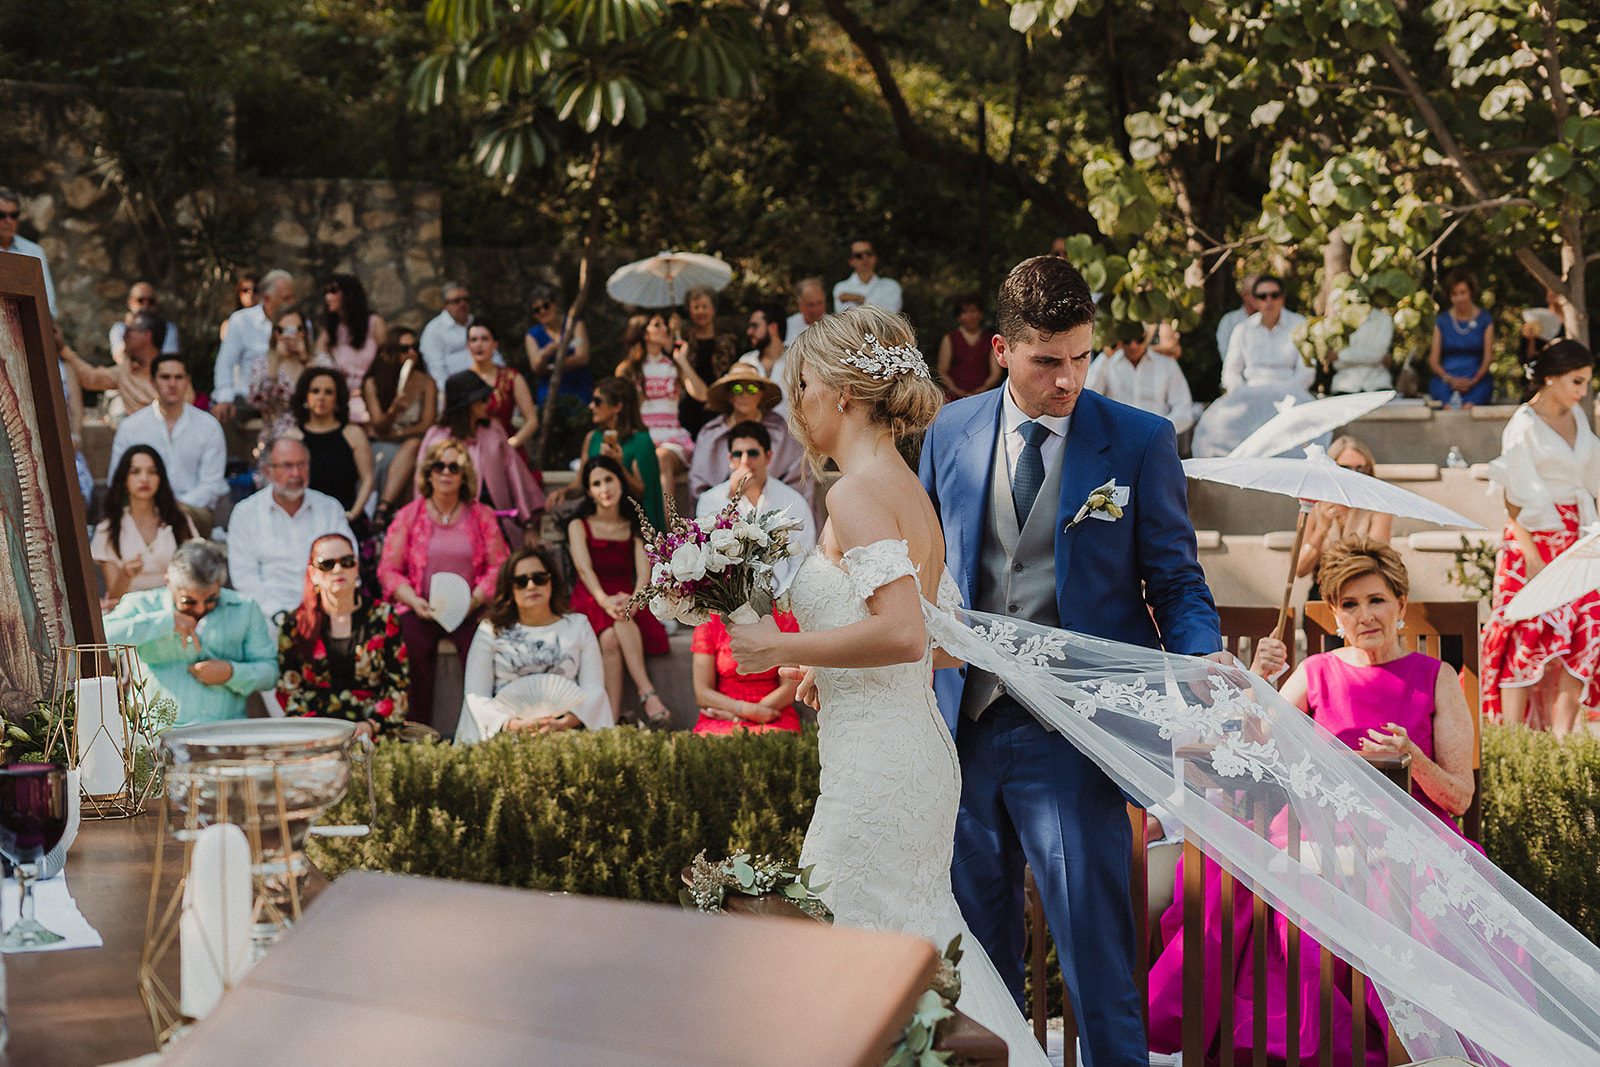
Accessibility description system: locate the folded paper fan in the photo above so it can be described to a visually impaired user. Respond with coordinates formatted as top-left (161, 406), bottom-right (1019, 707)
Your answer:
top-left (495, 673), bottom-right (586, 718)
top-left (429, 573), bottom-right (472, 634)
top-left (1523, 307), bottom-right (1562, 342)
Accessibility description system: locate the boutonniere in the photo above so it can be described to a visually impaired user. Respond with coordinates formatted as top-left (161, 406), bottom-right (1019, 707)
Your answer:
top-left (1065, 479), bottom-right (1129, 530)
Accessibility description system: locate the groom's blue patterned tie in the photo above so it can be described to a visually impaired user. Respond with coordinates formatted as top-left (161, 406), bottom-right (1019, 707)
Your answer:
top-left (1014, 420), bottom-right (1050, 525)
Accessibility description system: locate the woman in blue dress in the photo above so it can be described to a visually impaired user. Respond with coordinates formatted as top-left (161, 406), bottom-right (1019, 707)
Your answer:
top-left (523, 284), bottom-right (592, 405)
top-left (1427, 267), bottom-right (1495, 406)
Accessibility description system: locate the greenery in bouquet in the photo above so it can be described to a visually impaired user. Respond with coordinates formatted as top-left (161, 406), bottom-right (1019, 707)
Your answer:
top-left (1448, 536), bottom-right (1500, 603)
top-left (630, 484), bottom-right (805, 627)
top-left (680, 849), bottom-right (832, 921)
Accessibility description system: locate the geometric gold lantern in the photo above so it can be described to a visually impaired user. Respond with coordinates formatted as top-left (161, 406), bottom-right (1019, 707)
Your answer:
top-left (139, 719), bottom-right (370, 1046)
top-left (47, 643), bottom-right (163, 819)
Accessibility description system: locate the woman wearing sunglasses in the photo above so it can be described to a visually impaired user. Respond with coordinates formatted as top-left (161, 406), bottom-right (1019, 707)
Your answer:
top-left (247, 308), bottom-right (332, 454)
top-left (378, 438), bottom-right (510, 726)
top-left (524, 284), bottom-right (593, 406)
top-left (458, 545), bottom-right (612, 742)
top-left (277, 533), bottom-right (409, 738)
top-left (618, 311), bottom-right (707, 515)
top-left (686, 362), bottom-right (806, 501)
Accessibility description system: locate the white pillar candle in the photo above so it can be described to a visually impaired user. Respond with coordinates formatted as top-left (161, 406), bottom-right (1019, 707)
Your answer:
top-left (179, 823), bottom-right (253, 1020)
top-left (74, 677), bottom-right (124, 797)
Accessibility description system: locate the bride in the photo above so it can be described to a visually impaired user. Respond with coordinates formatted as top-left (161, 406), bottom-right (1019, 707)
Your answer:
top-left (727, 306), bottom-right (1051, 1064)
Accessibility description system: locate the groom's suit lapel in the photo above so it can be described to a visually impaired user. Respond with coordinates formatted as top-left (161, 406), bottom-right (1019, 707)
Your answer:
top-left (950, 390), bottom-right (1004, 609)
top-left (1054, 389), bottom-right (1115, 610)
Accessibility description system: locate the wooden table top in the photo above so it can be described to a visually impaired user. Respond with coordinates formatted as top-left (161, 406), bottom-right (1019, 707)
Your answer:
top-left (163, 871), bottom-right (940, 1067)
top-left (3, 814), bottom-right (174, 1067)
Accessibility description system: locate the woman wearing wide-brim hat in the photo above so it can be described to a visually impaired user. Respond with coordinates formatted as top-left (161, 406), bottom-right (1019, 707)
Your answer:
top-left (687, 362), bottom-right (809, 503)
top-left (417, 369), bottom-right (546, 546)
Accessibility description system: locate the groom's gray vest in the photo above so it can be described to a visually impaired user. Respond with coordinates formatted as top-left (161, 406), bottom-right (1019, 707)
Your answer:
top-left (959, 423), bottom-right (1067, 721)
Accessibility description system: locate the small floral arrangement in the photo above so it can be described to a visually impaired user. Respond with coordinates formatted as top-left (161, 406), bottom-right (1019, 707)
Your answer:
top-left (1449, 535), bottom-right (1500, 602)
top-left (680, 849), bottom-right (833, 920)
top-left (631, 484), bottom-right (805, 627)
top-left (1066, 478), bottom-right (1128, 530)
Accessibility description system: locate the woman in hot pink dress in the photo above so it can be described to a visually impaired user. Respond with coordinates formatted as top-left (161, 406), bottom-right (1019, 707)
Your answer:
top-left (1147, 537), bottom-right (1476, 1067)
top-left (690, 612), bottom-right (802, 734)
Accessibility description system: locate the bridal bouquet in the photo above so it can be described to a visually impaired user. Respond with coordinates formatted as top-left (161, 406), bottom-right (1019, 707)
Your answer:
top-left (630, 485), bottom-right (806, 627)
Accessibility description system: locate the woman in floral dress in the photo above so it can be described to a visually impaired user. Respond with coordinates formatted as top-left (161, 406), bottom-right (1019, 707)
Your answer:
top-left (277, 533), bottom-right (409, 736)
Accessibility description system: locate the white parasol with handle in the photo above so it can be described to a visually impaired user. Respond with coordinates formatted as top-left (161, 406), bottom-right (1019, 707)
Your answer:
top-left (1228, 390), bottom-right (1396, 459)
top-left (1184, 444), bottom-right (1484, 639)
top-left (1502, 526), bottom-right (1600, 621)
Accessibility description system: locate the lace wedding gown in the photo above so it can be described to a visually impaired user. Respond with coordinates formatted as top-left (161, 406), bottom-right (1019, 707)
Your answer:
top-left (787, 539), bottom-right (1051, 1067)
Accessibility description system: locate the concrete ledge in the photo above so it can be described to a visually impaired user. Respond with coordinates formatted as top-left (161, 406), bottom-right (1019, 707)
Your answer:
top-left (1407, 530), bottom-right (1500, 552)
top-left (1195, 530), bottom-right (1221, 551)
top-left (1376, 463), bottom-right (1439, 482)
top-left (1262, 531), bottom-right (1299, 550)
top-left (1357, 404), bottom-right (1435, 422)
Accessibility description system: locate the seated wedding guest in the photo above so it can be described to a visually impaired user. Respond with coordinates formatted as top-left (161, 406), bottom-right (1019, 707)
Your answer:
top-left (93, 446), bottom-right (200, 611)
top-left (739, 303), bottom-right (791, 417)
top-left (286, 367), bottom-right (375, 526)
top-left (276, 533), bottom-right (408, 738)
top-left (679, 284), bottom-right (740, 438)
top-left (784, 277), bottom-right (827, 343)
top-left (691, 611), bottom-right (802, 734)
top-left (935, 295), bottom-right (1001, 401)
top-left (1428, 268), bottom-right (1495, 407)
top-left (363, 327), bottom-right (437, 528)
top-left (218, 273), bottom-right (257, 342)
top-left (688, 363), bottom-right (806, 500)
top-left (246, 307), bottom-right (329, 451)
top-left (215, 269), bottom-right (295, 424)
top-left (618, 311), bottom-right (705, 513)
top-left (694, 421), bottom-right (816, 592)
top-left (1330, 309), bottom-right (1395, 394)
top-left (580, 376), bottom-right (664, 531)
top-left (229, 437), bottom-right (355, 633)
top-left (1520, 286), bottom-right (1566, 362)
top-left (458, 545), bottom-right (612, 743)
top-left (59, 310), bottom-right (166, 421)
top-left (1147, 536), bottom-right (1474, 1066)
top-left (420, 371), bottom-right (545, 545)
top-left (108, 353), bottom-right (229, 537)
top-left (464, 321), bottom-right (539, 461)
top-left (379, 438), bottom-right (509, 727)
top-left (524, 284), bottom-right (593, 405)
top-left (1192, 274), bottom-right (1312, 457)
top-left (103, 541), bottom-right (277, 727)
top-left (1297, 435), bottom-right (1393, 599)
top-left (1084, 323), bottom-right (1194, 435)
top-left (109, 282), bottom-right (181, 363)
top-left (568, 455), bottom-right (671, 727)
top-left (317, 273), bottom-right (384, 424)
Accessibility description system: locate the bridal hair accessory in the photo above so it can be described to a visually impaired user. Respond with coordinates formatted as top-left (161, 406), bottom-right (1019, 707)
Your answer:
top-left (843, 333), bottom-right (930, 380)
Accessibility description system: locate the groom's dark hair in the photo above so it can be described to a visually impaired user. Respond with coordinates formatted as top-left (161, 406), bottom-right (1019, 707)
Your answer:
top-left (996, 256), bottom-right (1097, 344)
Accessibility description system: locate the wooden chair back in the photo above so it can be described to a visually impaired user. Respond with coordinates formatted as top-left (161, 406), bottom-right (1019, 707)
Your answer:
top-left (1302, 600), bottom-right (1483, 840)
top-left (1218, 606), bottom-right (1296, 686)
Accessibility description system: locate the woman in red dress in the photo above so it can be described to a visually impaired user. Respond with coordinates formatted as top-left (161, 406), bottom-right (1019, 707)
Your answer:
top-left (690, 612), bottom-right (802, 734)
top-left (567, 453), bottom-right (672, 726)
top-left (465, 321), bottom-right (539, 460)
top-left (935, 294), bottom-right (1001, 400)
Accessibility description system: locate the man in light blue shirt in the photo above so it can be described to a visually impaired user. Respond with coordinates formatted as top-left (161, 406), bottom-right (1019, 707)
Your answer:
top-left (0, 187), bottom-right (56, 314)
top-left (212, 269), bottom-right (295, 423)
top-left (103, 541), bottom-right (277, 726)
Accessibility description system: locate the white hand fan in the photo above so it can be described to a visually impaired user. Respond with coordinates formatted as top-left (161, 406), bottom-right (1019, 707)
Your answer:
top-left (429, 573), bottom-right (472, 633)
top-left (495, 673), bottom-right (586, 718)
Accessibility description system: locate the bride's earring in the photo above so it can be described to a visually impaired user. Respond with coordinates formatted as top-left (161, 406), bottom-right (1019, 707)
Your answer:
top-left (836, 400), bottom-right (845, 414)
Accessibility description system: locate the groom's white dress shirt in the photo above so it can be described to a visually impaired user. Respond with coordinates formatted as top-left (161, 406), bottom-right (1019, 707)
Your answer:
top-left (1000, 384), bottom-right (1070, 485)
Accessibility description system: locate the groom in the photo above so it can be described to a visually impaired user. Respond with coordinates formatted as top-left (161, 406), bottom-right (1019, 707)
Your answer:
top-left (920, 256), bottom-right (1224, 1066)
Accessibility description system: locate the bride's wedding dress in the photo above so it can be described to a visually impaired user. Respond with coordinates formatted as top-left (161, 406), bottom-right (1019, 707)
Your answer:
top-left (787, 539), bottom-right (1050, 1066)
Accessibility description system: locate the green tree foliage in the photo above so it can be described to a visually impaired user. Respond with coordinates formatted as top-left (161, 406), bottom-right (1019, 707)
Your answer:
top-left (1001, 0), bottom-right (1597, 374)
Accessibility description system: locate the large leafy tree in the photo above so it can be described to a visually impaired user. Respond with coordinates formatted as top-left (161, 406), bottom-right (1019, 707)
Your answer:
top-left (411, 0), bottom-right (763, 460)
top-left (1007, 0), bottom-right (1597, 375)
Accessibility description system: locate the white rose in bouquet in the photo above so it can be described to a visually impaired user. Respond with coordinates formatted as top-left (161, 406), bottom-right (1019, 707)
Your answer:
top-left (708, 526), bottom-right (744, 562)
top-left (731, 519), bottom-right (769, 547)
top-left (669, 542), bottom-right (708, 583)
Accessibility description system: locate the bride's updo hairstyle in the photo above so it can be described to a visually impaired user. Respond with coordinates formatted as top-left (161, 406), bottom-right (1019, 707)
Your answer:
top-left (784, 304), bottom-right (944, 474)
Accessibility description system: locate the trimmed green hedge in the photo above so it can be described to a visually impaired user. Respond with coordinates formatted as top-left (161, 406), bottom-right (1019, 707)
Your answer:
top-left (311, 721), bottom-right (1600, 948)
top-left (308, 726), bottom-right (820, 903)
top-left (1480, 723), bottom-right (1600, 943)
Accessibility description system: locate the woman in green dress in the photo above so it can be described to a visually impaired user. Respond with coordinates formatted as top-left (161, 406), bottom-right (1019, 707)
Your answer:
top-left (579, 376), bottom-right (664, 531)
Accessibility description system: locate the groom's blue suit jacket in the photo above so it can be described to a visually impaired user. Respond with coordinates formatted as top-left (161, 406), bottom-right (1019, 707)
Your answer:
top-left (921, 386), bottom-right (1223, 733)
